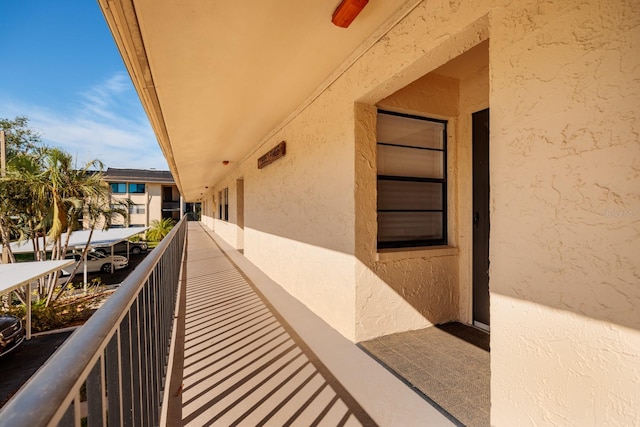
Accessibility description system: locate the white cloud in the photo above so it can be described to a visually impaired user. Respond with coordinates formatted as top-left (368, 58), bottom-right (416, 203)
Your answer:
top-left (0, 72), bottom-right (169, 170)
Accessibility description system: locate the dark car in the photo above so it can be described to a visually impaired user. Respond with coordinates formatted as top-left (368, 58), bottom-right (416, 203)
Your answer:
top-left (0, 314), bottom-right (25, 357)
top-left (94, 240), bottom-right (148, 256)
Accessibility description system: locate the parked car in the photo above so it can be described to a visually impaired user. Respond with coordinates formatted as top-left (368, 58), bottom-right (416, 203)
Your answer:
top-left (93, 241), bottom-right (148, 256)
top-left (63, 252), bottom-right (129, 274)
top-left (0, 314), bottom-right (25, 357)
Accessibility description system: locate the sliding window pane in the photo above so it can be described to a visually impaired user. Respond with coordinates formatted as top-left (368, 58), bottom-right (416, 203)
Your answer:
top-left (377, 180), bottom-right (443, 211)
top-left (377, 113), bottom-right (444, 150)
top-left (378, 212), bottom-right (444, 243)
top-left (377, 145), bottom-right (444, 178)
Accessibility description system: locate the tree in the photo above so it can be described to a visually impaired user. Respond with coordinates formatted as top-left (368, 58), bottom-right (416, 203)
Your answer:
top-left (0, 117), bottom-right (43, 262)
top-left (0, 116), bottom-right (41, 160)
top-left (0, 117), bottom-right (128, 306)
top-left (146, 218), bottom-right (176, 242)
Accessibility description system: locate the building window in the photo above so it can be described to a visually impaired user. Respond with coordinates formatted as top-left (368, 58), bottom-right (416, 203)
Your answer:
top-left (110, 183), bottom-right (126, 193)
top-left (223, 187), bottom-right (229, 221)
top-left (128, 183), bottom-right (145, 193)
top-left (376, 110), bottom-right (448, 249)
top-left (129, 204), bottom-right (146, 214)
top-left (218, 191), bottom-right (223, 219)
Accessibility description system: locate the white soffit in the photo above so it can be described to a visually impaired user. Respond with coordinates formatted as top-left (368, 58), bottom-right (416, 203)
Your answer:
top-left (100, 0), bottom-right (419, 200)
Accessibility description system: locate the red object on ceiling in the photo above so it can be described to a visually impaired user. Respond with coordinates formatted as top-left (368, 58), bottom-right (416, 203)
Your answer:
top-left (332, 0), bottom-right (369, 28)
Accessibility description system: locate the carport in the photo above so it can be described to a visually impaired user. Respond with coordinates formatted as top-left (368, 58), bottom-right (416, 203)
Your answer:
top-left (0, 259), bottom-right (74, 341)
top-left (1, 227), bottom-right (148, 287)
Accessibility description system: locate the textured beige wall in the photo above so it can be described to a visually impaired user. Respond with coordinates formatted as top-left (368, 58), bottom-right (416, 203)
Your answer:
top-left (354, 75), bottom-right (461, 341)
top-left (147, 183), bottom-right (162, 224)
top-left (201, 197), bottom-right (215, 230)
top-left (353, 48), bottom-right (489, 340)
top-left (492, 294), bottom-right (640, 425)
top-left (201, 0), bottom-right (639, 422)
top-left (202, 1), bottom-right (493, 342)
top-left (489, 0), bottom-right (640, 423)
top-left (204, 95), bottom-right (359, 339)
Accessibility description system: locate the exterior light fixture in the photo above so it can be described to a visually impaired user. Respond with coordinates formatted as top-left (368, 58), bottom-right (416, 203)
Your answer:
top-left (222, 160), bottom-right (229, 165)
top-left (332, 0), bottom-right (369, 28)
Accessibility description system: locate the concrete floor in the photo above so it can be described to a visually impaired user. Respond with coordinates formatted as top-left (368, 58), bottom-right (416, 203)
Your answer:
top-left (167, 223), bottom-right (454, 426)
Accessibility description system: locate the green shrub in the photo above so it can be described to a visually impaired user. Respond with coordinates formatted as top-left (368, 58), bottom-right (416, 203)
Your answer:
top-left (4, 289), bottom-right (109, 332)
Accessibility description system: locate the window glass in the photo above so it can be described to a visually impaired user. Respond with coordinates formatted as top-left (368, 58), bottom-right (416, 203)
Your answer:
top-left (377, 212), bottom-right (444, 243)
top-left (376, 110), bottom-right (447, 249)
top-left (223, 188), bottom-right (229, 221)
top-left (377, 145), bottom-right (444, 178)
top-left (377, 180), bottom-right (443, 211)
top-left (377, 113), bottom-right (444, 149)
top-left (129, 204), bottom-right (146, 214)
top-left (110, 183), bottom-right (126, 193)
top-left (128, 183), bottom-right (145, 193)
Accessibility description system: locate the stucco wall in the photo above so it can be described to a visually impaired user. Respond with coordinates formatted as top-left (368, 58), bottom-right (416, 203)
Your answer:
top-left (201, 197), bottom-right (215, 230)
top-left (202, 0), bottom-right (639, 422)
top-left (488, 0), bottom-right (640, 423)
top-left (207, 95), bottom-right (359, 339)
top-left (147, 183), bottom-right (162, 224)
top-left (354, 74), bottom-right (462, 341)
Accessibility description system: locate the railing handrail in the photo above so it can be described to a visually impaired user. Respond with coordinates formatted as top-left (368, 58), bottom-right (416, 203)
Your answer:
top-left (0, 218), bottom-right (187, 426)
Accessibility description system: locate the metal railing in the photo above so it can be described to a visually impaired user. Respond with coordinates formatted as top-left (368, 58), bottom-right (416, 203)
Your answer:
top-left (0, 218), bottom-right (187, 427)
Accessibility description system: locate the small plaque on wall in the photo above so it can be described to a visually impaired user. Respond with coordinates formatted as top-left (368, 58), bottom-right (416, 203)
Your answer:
top-left (258, 141), bottom-right (286, 169)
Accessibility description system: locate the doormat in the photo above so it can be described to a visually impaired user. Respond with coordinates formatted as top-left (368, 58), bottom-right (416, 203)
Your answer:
top-left (359, 322), bottom-right (490, 427)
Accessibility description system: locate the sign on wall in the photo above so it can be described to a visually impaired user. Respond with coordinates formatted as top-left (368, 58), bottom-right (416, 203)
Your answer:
top-left (258, 141), bottom-right (286, 169)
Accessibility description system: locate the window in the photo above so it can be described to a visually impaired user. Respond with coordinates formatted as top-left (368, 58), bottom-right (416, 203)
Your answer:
top-left (129, 204), bottom-right (145, 214)
top-left (376, 110), bottom-right (447, 249)
top-left (218, 191), bottom-right (223, 219)
top-left (128, 183), bottom-right (145, 193)
top-left (110, 183), bottom-right (126, 193)
top-left (223, 187), bottom-right (229, 221)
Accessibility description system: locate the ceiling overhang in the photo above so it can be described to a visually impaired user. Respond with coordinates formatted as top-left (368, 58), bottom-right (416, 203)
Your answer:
top-left (98, 0), bottom-right (420, 200)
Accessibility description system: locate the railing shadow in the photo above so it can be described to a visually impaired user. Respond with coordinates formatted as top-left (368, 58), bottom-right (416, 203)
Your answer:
top-left (179, 225), bottom-right (377, 427)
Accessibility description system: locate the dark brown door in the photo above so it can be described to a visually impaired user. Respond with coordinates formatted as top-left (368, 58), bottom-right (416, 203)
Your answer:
top-left (472, 109), bottom-right (490, 329)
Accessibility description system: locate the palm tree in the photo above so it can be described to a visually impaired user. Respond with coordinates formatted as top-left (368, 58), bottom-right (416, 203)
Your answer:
top-left (146, 217), bottom-right (176, 242)
top-left (0, 147), bottom-right (121, 305)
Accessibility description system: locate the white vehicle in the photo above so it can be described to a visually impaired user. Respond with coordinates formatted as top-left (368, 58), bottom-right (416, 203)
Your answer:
top-left (63, 252), bottom-right (128, 274)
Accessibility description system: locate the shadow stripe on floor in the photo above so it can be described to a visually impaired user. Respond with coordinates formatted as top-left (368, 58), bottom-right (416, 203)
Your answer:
top-left (181, 224), bottom-right (377, 426)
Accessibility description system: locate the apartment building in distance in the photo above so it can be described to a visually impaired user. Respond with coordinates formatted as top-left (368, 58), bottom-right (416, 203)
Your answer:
top-left (103, 168), bottom-right (183, 227)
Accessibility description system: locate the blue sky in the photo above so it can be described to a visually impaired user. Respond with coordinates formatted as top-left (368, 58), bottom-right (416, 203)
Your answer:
top-left (0, 2), bottom-right (168, 170)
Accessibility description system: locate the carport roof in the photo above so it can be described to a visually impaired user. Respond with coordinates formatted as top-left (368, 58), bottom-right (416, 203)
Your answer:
top-left (0, 260), bottom-right (74, 296)
top-left (0, 227), bottom-right (148, 255)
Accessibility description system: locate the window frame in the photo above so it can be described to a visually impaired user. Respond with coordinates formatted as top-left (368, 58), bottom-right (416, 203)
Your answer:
top-left (376, 109), bottom-right (448, 249)
top-left (128, 183), bottom-right (146, 193)
top-left (110, 182), bottom-right (126, 194)
top-left (129, 204), bottom-right (146, 215)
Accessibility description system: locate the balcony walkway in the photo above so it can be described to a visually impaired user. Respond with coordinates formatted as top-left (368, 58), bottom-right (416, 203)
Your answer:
top-left (167, 223), bottom-right (454, 426)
